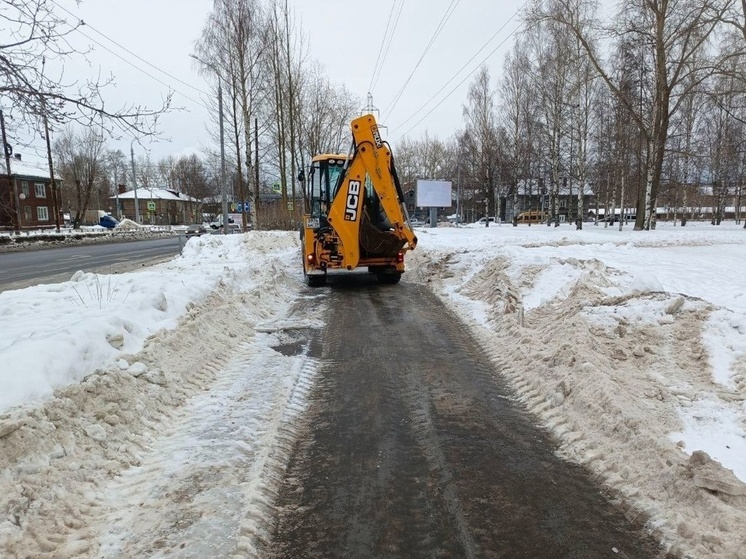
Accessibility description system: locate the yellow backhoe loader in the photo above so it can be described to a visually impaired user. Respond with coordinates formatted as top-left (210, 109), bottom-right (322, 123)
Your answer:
top-left (300, 114), bottom-right (417, 286)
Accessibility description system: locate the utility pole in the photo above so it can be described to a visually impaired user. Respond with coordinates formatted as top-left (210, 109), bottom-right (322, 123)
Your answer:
top-left (456, 163), bottom-right (461, 223)
top-left (41, 100), bottom-right (60, 232)
top-left (130, 144), bottom-right (140, 223)
top-left (116, 185), bottom-right (123, 220)
top-left (39, 58), bottom-right (60, 232)
top-left (363, 92), bottom-right (380, 119)
top-left (1, 109), bottom-right (21, 233)
top-left (218, 80), bottom-right (228, 235)
top-left (255, 117), bottom-right (260, 230)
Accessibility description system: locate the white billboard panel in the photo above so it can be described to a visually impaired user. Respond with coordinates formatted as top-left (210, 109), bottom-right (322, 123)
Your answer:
top-left (416, 180), bottom-right (452, 208)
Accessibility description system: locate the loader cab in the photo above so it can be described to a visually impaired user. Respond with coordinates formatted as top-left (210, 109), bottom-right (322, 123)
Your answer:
top-left (307, 154), bottom-right (348, 226)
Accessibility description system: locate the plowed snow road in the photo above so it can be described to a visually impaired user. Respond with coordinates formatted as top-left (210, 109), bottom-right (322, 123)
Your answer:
top-left (0, 266), bottom-right (676, 558)
top-left (266, 275), bottom-right (673, 558)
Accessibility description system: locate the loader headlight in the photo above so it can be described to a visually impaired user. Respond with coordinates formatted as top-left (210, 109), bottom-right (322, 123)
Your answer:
top-left (307, 253), bottom-right (316, 264)
top-left (396, 252), bottom-right (404, 263)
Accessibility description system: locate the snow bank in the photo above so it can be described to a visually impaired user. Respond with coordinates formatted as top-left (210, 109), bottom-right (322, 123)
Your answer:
top-left (0, 232), bottom-right (296, 413)
top-left (0, 231), bottom-right (309, 557)
top-left (408, 221), bottom-right (746, 558)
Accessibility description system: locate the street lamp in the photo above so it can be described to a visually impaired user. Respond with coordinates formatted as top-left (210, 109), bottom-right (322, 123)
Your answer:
top-left (190, 54), bottom-right (228, 235)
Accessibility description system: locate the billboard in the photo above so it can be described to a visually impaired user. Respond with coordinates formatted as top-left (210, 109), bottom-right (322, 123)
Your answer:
top-left (416, 180), bottom-right (452, 208)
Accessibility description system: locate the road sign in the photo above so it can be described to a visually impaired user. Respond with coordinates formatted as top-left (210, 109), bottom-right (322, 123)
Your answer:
top-left (232, 202), bottom-right (251, 213)
top-left (147, 201), bottom-right (156, 211)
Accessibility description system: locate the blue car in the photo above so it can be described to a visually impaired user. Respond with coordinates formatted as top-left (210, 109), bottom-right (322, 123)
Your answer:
top-left (99, 215), bottom-right (119, 229)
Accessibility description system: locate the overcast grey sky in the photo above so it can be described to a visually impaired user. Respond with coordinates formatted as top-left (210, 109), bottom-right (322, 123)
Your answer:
top-left (31, 0), bottom-right (527, 162)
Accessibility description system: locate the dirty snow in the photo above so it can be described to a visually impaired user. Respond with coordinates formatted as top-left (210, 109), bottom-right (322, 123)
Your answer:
top-left (1, 222), bottom-right (745, 558)
top-left (408, 221), bottom-right (746, 558)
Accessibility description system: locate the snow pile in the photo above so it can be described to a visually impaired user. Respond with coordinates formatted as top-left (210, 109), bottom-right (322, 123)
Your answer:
top-left (115, 218), bottom-right (143, 230)
top-left (0, 234), bottom-right (282, 412)
top-left (0, 231), bottom-right (312, 557)
top-left (407, 222), bottom-right (746, 558)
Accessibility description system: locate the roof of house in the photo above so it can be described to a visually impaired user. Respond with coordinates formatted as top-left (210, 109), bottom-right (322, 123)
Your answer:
top-left (113, 188), bottom-right (197, 202)
top-left (7, 158), bottom-right (55, 180)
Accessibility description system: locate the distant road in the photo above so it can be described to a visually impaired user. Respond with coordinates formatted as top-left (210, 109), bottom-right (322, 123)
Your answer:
top-left (0, 237), bottom-right (183, 292)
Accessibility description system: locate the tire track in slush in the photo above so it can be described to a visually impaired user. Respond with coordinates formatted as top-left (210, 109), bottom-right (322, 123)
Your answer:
top-left (95, 307), bottom-right (324, 558)
top-left (267, 278), bottom-right (675, 558)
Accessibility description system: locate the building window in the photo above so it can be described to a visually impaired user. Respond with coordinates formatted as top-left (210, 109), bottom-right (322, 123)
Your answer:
top-left (35, 183), bottom-right (47, 198)
top-left (24, 206), bottom-right (32, 221)
top-left (559, 199), bottom-right (567, 209)
top-left (37, 206), bottom-right (49, 221)
top-left (21, 181), bottom-right (30, 197)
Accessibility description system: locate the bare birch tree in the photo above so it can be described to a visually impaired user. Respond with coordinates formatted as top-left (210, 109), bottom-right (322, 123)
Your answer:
top-left (462, 66), bottom-right (501, 223)
top-left (105, 149), bottom-right (127, 218)
top-left (1, 0), bottom-right (169, 143)
top-left (195, 0), bottom-right (266, 228)
top-left (54, 126), bottom-right (106, 227)
top-left (523, 7), bottom-right (576, 226)
top-left (500, 39), bottom-right (541, 225)
top-left (532, 0), bottom-right (728, 230)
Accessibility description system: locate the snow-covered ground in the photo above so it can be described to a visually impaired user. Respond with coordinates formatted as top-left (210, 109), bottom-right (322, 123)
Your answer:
top-left (1, 222), bottom-right (745, 558)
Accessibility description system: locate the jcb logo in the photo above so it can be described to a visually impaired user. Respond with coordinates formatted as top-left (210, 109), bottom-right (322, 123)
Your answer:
top-left (344, 180), bottom-right (361, 221)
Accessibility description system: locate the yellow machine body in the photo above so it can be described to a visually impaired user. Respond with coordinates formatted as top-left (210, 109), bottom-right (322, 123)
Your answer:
top-left (301, 114), bottom-right (417, 286)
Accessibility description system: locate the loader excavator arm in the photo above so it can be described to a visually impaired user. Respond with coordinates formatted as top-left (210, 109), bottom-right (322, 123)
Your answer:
top-left (326, 114), bottom-right (417, 270)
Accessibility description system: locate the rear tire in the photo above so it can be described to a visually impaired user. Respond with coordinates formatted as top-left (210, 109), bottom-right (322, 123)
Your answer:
top-left (307, 274), bottom-right (327, 287)
top-left (376, 273), bottom-right (401, 284)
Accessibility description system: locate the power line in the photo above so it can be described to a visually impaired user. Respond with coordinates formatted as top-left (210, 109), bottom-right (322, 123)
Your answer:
top-left (49, 0), bottom-right (211, 109)
top-left (382, 0), bottom-right (460, 120)
top-left (367, 0), bottom-right (399, 95)
top-left (391, 20), bottom-right (524, 142)
top-left (389, 2), bottom-right (527, 140)
top-left (369, 0), bottom-right (407, 95)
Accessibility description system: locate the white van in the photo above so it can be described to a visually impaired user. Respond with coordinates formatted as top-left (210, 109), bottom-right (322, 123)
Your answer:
top-left (209, 214), bottom-right (243, 232)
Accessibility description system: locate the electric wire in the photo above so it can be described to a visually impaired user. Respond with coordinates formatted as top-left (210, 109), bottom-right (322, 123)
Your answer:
top-left (382, 0), bottom-right (460, 121)
top-left (369, 0), bottom-right (406, 95)
top-left (367, 0), bottom-right (399, 95)
top-left (391, 20), bottom-right (524, 142)
top-left (389, 2), bottom-right (527, 140)
top-left (49, 0), bottom-right (212, 110)
top-left (50, 0), bottom-right (210, 98)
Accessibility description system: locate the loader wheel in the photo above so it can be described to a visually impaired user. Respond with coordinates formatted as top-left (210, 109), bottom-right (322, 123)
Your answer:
top-left (377, 273), bottom-right (401, 284)
top-left (307, 274), bottom-right (327, 287)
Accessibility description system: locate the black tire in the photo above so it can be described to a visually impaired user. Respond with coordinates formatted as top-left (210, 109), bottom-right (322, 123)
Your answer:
top-left (307, 274), bottom-right (327, 287)
top-left (377, 273), bottom-right (401, 285)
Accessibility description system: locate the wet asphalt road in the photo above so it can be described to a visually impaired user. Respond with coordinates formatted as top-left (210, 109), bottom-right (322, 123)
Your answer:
top-left (0, 237), bottom-right (182, 291)
top-left (266, 275), bottom-right (674, 559)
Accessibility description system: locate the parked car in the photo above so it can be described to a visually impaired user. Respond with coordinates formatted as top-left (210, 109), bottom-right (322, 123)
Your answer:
top-left (476, 216), bottom-right (496, 225)
top-left (409, 218), bottom-right (423, 227)
top-left (99, 214), bottom-right (119, 229)
top-left (186, 223), bottom-right (207, 237)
